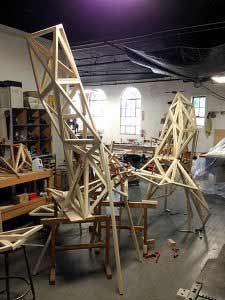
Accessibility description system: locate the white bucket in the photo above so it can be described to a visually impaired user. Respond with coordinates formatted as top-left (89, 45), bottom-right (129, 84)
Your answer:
top-left (32, 157), bottom-right (44, 171)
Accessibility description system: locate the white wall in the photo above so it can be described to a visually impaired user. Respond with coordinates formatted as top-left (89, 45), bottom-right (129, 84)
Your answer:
top-left (86, 80), bottom-right (225, 152)
top-left (0, 25), bottom-right (37, 90)
top-left (0, 24), bottom-right (64, 164)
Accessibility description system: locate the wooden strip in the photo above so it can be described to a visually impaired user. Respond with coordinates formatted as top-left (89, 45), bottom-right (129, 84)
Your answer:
top-left (0, 170), bottom-right (51, 189)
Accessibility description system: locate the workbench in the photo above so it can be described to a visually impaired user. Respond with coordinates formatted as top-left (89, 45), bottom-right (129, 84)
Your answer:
top-left (0, 170), bottom-right (52, 229)
top-left (112, 143), bottom-right (156, 156)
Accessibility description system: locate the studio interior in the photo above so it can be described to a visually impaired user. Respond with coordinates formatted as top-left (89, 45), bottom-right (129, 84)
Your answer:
top-left (0, 1), bottom-right (225, 300)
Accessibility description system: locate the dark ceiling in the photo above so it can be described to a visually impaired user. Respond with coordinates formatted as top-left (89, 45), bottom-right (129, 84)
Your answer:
top-left (2, 0), bottom-right (225, 84)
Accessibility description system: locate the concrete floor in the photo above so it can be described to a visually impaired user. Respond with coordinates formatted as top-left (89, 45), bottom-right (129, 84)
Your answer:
top-left (1, 181), bottom-right (225, 300)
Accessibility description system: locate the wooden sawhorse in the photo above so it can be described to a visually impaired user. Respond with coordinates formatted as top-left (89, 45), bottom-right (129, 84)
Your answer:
top-left (41, 215), bottom-right (112, 285)
top-left (90, 200), bottom-right (158, 254)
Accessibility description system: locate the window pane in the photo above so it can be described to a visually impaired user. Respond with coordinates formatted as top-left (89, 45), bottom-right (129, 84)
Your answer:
top-left (121, 108), bottom-right (125, 117)
top-left (126, 125), bottom-right (136, 134)
top-left (196, 117), bottom-right (204, 126)
top-left (193, 97), bottom-right (199, 108)
top-left (126, 106), bottom-right (131, 117)
top-left (85, 89), bottom-right (106, 132)
top-left (121, 99), bottom-right (126, 108)
top-left (121, 117), bottom-right (126, 126)
top-left (130, 118), bottom-right (136, 126)
top-left (125, 126), bottom-right (130, 134)
top-left (193, 96), bottom-right (206, 127)
top-left (136, 126), bottom-right (141, 134)
top-left (199, 107), bottom-right (205, 117)
top-left (130, 107), bottom-right (136, 117)
top-left (199, 97), bottom-right (206, 108)
top-left (120, 87), bottom-right (142, 135)
top-left (136, 109), bottom-right (141, 119)
top-left (136, 99), bottom-right (141, 108)
top-left (130, 126), bottom-right (135, 134)
top-left (195, 108), bottom-right (200, 117)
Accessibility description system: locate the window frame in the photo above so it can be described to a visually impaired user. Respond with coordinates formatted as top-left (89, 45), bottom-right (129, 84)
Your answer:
top-left (120, 87), bottom-right (142, 135)
top-left (192, 95), bottom-right (206, 127)
top-left (87, 89), bottom-right (106, 133)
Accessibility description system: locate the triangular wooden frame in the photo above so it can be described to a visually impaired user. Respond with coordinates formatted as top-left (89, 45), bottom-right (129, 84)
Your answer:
top-left (29, 204), bottom-right (55, 217)
top-left (136, 93), bottom-right (210, 227)
top-left (0, 143), bottom-right (32, 177)
top-left (0, 225), bottom-right (43, 253)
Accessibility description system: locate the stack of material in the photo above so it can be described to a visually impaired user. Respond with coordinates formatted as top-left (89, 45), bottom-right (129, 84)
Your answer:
top-left (23, 91), bottom-right (43, 109)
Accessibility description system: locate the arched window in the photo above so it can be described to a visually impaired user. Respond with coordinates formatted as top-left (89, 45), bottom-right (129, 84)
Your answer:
top-left (120, 87), bottom-right (141, 135)
top-left (69, 89), bottom-right (106, 133)
top-left (86, 89), bottom-right (106, 132)
top-left (69, 90), bottom-right (83, 133)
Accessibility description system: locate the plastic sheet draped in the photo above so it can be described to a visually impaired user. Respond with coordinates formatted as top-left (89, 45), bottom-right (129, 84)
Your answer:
top-left (192, 139), bottom-right (225, 198)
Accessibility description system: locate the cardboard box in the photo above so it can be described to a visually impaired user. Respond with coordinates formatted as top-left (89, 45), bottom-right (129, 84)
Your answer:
top-left (0, 86), bottom-right (23, 108)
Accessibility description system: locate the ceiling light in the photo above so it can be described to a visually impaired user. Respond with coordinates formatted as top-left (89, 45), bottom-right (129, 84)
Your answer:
top-left (212, 76), bottom-right (225, 83)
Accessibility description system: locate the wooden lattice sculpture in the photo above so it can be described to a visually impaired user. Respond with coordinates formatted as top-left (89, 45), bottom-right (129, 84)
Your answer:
top-left (0, 225), bottom-right (43, 253)
top-left (0, 143), bottom-right (32, 177)
top-left (26, 24), bottom-right (140, 294)
top-left (29, 203), bottom-right (54, 217)
top-left (136, 93), bottom-right (210, 229)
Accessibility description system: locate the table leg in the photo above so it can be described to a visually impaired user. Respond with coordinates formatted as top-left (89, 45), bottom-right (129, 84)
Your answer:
top-left (0, 211), bottom-right (3, 233)
top-left (104, 218), bottom-right (112, 279)
top-left (49, 225), bottom-right (57, 285)
top-left (33, 232), bottom-right (52, 276)
top-left (143, 207), bottom-right (148, 254)
top-left (4, 252), bottom-right (10, 300)
top-left (23, 246), bottom-right (36, 299)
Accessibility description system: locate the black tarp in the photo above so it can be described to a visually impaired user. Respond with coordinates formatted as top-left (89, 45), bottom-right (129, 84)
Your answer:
top-left (125, 43), bottom-right (225, 81)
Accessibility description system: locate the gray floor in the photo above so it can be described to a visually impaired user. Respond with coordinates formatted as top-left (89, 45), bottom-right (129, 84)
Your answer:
top-left (1, 181), bottom-right (225, 300)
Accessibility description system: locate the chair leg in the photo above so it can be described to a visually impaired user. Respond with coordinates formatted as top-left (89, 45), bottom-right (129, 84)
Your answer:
top-left (23, 246), bottom-right (35, 300)
top-left (4, 252), bottom-right (10, 300)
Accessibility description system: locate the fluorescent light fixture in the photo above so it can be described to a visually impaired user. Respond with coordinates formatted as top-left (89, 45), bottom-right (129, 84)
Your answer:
top-left (212, 75), bottom-right (225, 83)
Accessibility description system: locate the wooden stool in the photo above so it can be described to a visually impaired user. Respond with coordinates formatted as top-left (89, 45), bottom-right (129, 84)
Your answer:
top-left (0, 246), bottom-right (35, 300)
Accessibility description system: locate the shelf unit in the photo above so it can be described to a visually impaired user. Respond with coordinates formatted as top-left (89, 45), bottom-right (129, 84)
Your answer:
top-left (5, 108), bottom-right (52, 155)
top-left (0, 170), bottom-right (52, 227)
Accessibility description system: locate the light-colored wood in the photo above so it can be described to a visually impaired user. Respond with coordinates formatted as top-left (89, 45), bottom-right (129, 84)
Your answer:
top-left (0, 240), bottom-right (12, 253)
top-left (29, 204), bottom-right (54, 217)
top-left (135, 93), bottom-right (210, 227)
top-left (0, 197), bottom-right (48, 221)
top-left (176, 288), bottom-right (190, 299)
top-left (26, 24), bottom-right (142, 295)
top-left (167, 239), bottom-right (176, 248)
top-left (121, 180), bottom-right (142, 262)
top-left (0, 170), bottom-right (51, 228)
top-left (94, 200), bottom-right (158, 209)
top-left (0, 143), bottom-right (32, 177)
top-left (0, 170), bottom-right (52, 189)
top-left (0, 225), bottom-right (43, 252)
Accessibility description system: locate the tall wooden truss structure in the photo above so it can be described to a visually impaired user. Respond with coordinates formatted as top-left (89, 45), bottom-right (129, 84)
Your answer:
top-left (26, 24), bottom-right (141, 294)
top-left (136, 93), bottom-right (210, 229)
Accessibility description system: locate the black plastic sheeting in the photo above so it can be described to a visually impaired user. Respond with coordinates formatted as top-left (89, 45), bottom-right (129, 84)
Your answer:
top-left (125, 43), bottom-right (225, 82)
